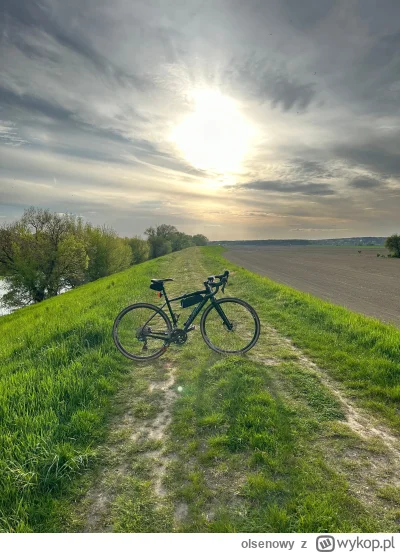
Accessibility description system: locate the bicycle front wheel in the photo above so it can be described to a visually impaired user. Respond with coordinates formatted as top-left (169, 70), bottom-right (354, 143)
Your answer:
top-left (113, 303), bottom-right (172, 361)
top-left (200, 297), bottom-right (260, 354)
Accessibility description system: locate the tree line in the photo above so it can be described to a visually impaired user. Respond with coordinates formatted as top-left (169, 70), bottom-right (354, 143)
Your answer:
top-left (0, 207), bottom-right (208, 308)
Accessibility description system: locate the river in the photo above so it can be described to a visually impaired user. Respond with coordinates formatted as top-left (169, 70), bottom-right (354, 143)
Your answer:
top-left (0, 279), bottom-right (11, 316)
top-left (0, 280), bottom-right (71, 317)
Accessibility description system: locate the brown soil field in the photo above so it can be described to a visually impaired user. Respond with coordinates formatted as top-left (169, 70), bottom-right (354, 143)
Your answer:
top-left (224, 246), bottom-right (400, 326)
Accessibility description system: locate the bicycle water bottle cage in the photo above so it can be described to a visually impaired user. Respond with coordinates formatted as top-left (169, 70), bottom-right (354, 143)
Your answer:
top-left (181, 294), bottom-right (204, 308)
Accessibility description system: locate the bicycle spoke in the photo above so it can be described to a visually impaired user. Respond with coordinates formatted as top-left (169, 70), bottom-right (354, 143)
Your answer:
top-left (113, 304), bottom-right (171, 360)
top-left (202, 299), bottom-right (259, 353)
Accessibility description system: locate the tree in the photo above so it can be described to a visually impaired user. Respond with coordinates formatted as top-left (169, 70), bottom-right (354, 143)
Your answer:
top-left (144, 225), bottom-right (198, 257)
top-left (125, 237), bottom-right (150, 264)
top-left (147, 235), bottom-right (172, 258)
top-left (0, 208), bottom-right (88, 307)
top-left (155, 224), bottom-right (178, 240)
top-left (145, 225), bottom-right (175, 258)
top-left (84, 225), bottom-right (132, 280)
top-left (192, 234), bottom-right (209, 246)
top-left (385, 234), bottom-right (400, 258)
top-left (170, 231), bottom-right (194, 251)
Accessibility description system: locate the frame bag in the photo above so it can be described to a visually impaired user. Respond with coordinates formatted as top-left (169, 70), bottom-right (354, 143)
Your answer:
top-left (181, 294), bottom-right (203, 308)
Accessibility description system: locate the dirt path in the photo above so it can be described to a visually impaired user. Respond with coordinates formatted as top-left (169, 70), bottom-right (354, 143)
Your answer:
top-left (82, 361), bottom-right (177, 532)
top-left (81, 248), bottom-right (209, 532)
top-left (264, 326), bottom-right (400, 457)
top-left (250, 325), bottom-right (400, 519)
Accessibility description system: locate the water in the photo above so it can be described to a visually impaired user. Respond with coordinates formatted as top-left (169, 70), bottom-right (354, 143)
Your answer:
top-left (0, 280), bottom-right (11, 316)
top-left (0, 280), bottom-right (69, 317)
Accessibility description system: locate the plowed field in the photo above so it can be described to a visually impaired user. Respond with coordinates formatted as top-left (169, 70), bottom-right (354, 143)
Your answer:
top-left (224, 246), bottom-right (400, 326)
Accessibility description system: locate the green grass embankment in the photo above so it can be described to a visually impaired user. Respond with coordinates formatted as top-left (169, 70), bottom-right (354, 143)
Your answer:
top-left (0, 246), bottom-right (399, 532)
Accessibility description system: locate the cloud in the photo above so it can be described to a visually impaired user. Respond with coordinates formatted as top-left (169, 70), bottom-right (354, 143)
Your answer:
top-left (290, 227), bottom-right (350, 232)
top-left (335, 143), bottom-right (400, 177)
top-left (268, 78), bottom-right (316, 112)
top-left (2, 0), bottom-right (151, 91)
top-left (231, 180), bottom-right (336, 196)
top-left (279, 0), bottom-right (336, 31)
top-left (0, 86), bottom-right (78, 123)
top-left (284, 158), bottom-right (336, 180)
top-left (1, 0), bottom-right (400, 239)
top-left (225, 57), bottom-right (317, 112)
top-left (0, 120), bottom-right (27, 147)
top-left (349, 176), bottom-right (382, 190)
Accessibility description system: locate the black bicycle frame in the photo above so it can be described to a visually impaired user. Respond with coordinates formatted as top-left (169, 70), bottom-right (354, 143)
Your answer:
top-left (144, 283), bottom-right (233, 338)
top-left (163, 288), bottom-right (213, 330)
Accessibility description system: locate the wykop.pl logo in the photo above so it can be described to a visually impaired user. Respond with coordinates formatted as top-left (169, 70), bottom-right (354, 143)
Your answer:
top-left (316, 536), bottom-right (335, 552)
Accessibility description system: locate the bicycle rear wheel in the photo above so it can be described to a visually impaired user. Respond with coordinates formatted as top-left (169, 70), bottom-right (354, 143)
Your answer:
top-left (113, 303), bottom-right (172, 361)
top-left (200, 297), bottom-right (260, 354)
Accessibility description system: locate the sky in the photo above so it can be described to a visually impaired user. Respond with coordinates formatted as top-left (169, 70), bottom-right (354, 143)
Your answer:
top-left (1, 0), bottom-right (400, 240)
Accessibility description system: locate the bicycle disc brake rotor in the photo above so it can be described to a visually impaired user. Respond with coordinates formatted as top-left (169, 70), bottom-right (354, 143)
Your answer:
top-left (171, 329), bottom-right (187, 345)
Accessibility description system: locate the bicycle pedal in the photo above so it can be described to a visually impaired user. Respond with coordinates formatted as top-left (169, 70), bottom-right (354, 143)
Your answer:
top-left (187, 325), bottom-right (196, 332)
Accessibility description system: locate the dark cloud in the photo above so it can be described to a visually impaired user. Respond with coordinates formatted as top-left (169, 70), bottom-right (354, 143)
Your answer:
top-left (335, 143), bottom-right (400, 177)
top-left (0, 87), bottom-right (75, 122)
top-left (226, 57), bottom-right (317, 112)
top-left (2, 0), bottom-right (150, 91)
top-left (349, 177), bottom-right (382, 190)
top-left (339, 29), bottom-right (400, 114)
top-left (281, 0), bottom-right (336, 31)
top-left (268, 78), bottom-right (316, 112)
top-left (287, 159), bottom-right (335, 180)
top-left (230, 180), bottom-right (336, 196)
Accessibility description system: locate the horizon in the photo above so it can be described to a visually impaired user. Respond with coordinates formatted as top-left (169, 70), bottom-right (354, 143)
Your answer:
top-left (210, 236), bottom-right (388, 241)
top-left (1, 0), bottom-right (400, 240)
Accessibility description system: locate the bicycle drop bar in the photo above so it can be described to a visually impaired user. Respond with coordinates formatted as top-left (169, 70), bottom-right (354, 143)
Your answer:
top-left (204, 270), bottom-right (229, 293)
top-left (206, 270), bottom-right (229, 282)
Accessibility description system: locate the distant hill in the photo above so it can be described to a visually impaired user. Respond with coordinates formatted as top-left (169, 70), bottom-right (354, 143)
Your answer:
top-left (210, 237), bottom-right (387, 247)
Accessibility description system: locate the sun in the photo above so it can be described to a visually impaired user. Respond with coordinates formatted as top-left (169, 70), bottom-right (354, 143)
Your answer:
top-left (170, 89), bottom-right (254, 174)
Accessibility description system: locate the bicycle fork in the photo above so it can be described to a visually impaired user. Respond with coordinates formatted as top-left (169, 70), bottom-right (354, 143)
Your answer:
top-left (212, 301), bottom-right (234, 330)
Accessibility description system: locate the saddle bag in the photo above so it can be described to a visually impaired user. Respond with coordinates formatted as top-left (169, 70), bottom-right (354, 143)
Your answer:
top-left (181, 294), bottom-right (204, 309)
top-left (150, 281), bottom-right (163, 291)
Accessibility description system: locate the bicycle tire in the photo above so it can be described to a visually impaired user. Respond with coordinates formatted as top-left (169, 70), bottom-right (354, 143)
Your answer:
top-left (200, 297), bottom-right (260, 354)
top-left (112, 303), bottom-right (172, 361)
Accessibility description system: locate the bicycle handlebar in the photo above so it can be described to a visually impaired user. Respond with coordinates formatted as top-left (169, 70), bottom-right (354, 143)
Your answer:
top-left (204, 270), bottom-right (230, 293)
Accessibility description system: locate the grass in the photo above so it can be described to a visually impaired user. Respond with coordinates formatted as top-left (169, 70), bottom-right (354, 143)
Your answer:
top-left (166, 356), bottom-right (376, 532)
top-left (202, 247), bottom-right (400, 431)
top-left (0, 246), bottom-right (399, 532)
top-left (0, 252), bottom-right (180, 531)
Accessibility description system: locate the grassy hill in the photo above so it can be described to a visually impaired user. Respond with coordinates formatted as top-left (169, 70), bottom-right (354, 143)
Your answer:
top-left (0, 247), bottom-right (399, 532)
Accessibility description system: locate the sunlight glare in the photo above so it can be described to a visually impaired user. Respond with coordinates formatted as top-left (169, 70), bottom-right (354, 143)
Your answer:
top-left (170, 89), bottom-right (254, 174)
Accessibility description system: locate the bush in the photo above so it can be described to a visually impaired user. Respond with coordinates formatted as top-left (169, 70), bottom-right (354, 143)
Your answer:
top-left (385, 234), bottom-right (400, 258)
top-left (125, 237), bottom-right (150, 264)
top-left (84, 225), bottom-right (132, 281)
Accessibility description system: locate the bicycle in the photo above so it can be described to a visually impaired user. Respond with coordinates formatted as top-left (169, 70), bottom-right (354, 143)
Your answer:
top-left (112, 270), bottom-right (261, 361)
